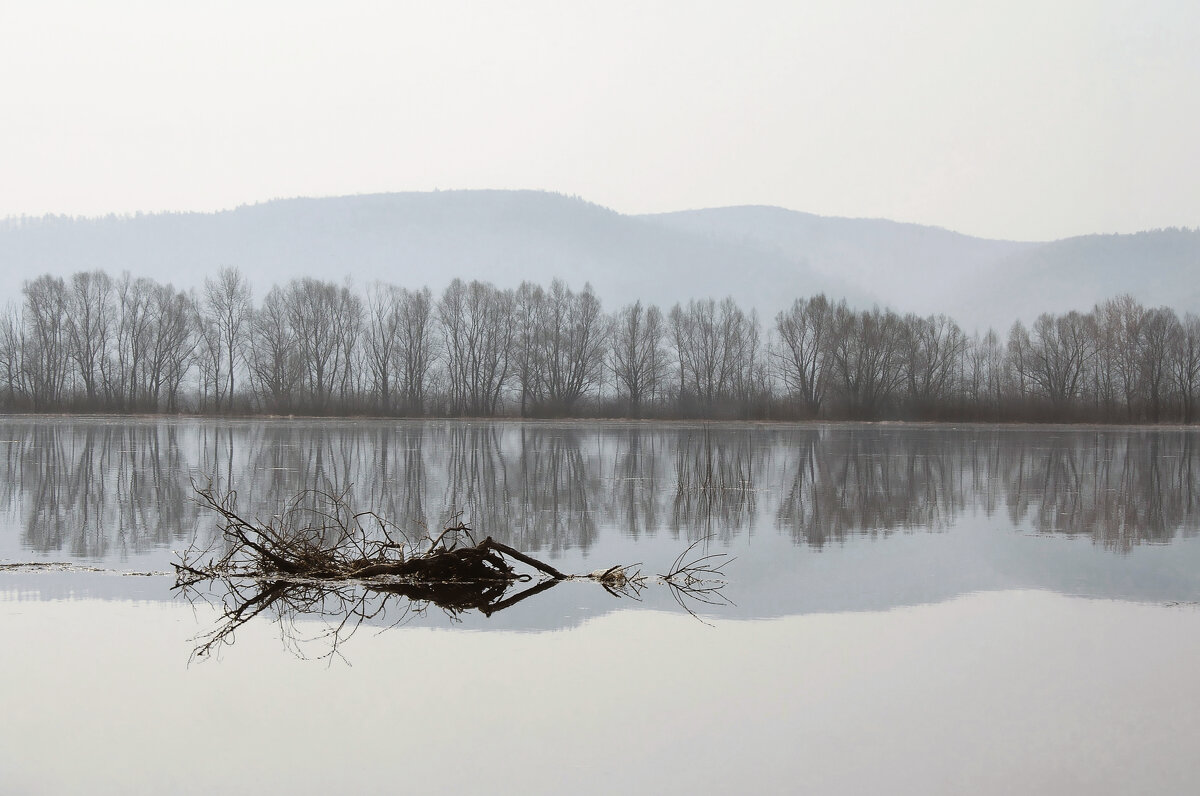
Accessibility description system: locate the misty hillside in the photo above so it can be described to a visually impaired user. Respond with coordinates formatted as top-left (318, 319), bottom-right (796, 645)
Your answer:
top-left (0, 190), bottom-right (1197, 331)
top-left (964, 229), bottom-right (1200, 327)
top-left (643, 207), bottom-right (1200, 331)
top-left (0, 191), bottom-right (864, 319)
top-left (641, 206), bottom-right (1039, 325)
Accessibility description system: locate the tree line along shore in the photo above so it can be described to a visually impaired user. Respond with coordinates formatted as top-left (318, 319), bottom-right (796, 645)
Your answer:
top-left (2, 267), bottom-right (1198, 423)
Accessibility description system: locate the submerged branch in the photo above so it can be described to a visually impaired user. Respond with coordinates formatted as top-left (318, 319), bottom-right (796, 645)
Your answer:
top-left (177, 483), bottom-right (732, 659)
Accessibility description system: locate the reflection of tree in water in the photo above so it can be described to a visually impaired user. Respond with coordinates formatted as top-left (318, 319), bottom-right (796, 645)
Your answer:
top-left (242, 423), bottom-right (368, 514)
top-left (242, 423), bottom-right (302, 510)
top-left (3, 419), bottom-right (1199, 563)
top-left (366, 425), bottom-right (429, 534)
top-left (775, 429), bottom-right (964, 549)
top-left (15, 424), bottom-right (80, 555)
top-left (115, 423), bottom-right (193, 552)
top-left (439, 424), bottom-right (516, 542)
top-left (508, 426), bottom-right (599, 554)
top-left (1170, 433), bottom-right (1200, 537)
top-left (605, 427), bottom-right (665, 540)
top-left (1001, 430), bottom-right (1200, 551)
top-left (965, 430), bottom-right (1005, 520)
top-left (671, 428), bottom-right (759, 543)
top-left (6, 421), bottom-right (196, 559)
top-left (235, 423), bottom-right (435, 557)
top-left (774, 429), bottom-right (823, 547)
top-left (238, 423), bottom-right (605, 555)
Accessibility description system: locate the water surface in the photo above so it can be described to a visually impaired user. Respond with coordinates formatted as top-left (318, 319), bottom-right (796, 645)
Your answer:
top-left (2, 418), bottom-right (1199, 794)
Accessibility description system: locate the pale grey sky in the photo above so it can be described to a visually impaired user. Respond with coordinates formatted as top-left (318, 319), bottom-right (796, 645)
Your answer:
top-left (0, 0), bottom-right (1196, 240)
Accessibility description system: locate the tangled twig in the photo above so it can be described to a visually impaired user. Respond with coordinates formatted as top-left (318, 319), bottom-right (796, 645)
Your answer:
top-left (176, 482), bottom-right (731, 659)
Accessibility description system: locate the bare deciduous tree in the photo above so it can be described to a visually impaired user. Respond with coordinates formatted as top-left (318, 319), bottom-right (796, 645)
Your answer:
top-left (439, 280), bottom-right (516, 416)
top-left (65, 270), bottom-right (113, 406)
top-left (1094, 295), bottom-right (1146, 419)
top-left (142, 283), bottom-right (197, 412)
top-left (828, 304), bottom-right (905, 418)
top-left (1140, 307), bottom-right (1178, 422)
top-left (364, 283), bottom-right (402, 412)
top-left (670, 297), bottom-right (756, 412)
top-left (249, 285), bottom-right (303, 413)
top-left (109, 273), bottom-right (156, 411)
top-left (397, 286), bottom-right (436, 414)
top-left (0, 303), bottom-right (25, 404)
top-left (774, 295), bottom-right (833, 417)
top-left (203, 267), bottom-right (252, 411)
top-left (287, 278), bottom-right (362, 412)
top-left (1022, 311), bottom-right (1095, 409)
top-left (901, 313), bottom-right (968, 412)
top-left (540, 281), bottom-right (607, 413)
top-left (21, 275), bottom-right (69, 409)
top-left (5, 262), bottom-right (1200, 424)
top-left (966, 328), bottom-right (1005, 413)
top-left (1172, 313), bottom-right (1200, 423)
top-left (610, 300), bottom-right (667, 416)
top-left (196, 309), bottom-right (225, 412)
top-left (513, 281), bottom-right (547, 415)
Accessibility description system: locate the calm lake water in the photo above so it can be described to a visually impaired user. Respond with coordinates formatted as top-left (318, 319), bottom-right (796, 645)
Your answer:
top-left (3, 418), bottom-right (1200, 794)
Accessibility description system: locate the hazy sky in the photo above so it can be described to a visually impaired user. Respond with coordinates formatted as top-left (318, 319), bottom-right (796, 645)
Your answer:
top-left (1, 0), bottom-right (1197, 240)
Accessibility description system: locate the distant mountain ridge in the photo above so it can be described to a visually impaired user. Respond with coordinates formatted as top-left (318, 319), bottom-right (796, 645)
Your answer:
top-left (966, 228), bottom-right (1200, 326)
top-left (641, 205), bottom-right (1041, 328)
top-left (1, 190), bottom-right (1196, 331)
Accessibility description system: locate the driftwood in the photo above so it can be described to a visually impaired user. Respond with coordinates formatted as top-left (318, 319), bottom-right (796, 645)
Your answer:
top-left (175, 483), bottom-right (730, 660)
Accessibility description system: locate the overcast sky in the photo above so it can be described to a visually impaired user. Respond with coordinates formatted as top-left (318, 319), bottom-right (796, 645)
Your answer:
top-left (1, 0), bottom-right (1196, 240)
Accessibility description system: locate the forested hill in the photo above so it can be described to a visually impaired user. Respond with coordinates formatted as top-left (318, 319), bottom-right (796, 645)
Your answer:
top-left (645, 207), bottom-right (1200, 330)
top-left (0, 191), bottom-right (863, 320)
top-left (1, 190), bottom-right (1197, 331)
top-left (963, 229), bottom-right (1200, 327)
top-left (641, 206), bottom-right (1039, 327)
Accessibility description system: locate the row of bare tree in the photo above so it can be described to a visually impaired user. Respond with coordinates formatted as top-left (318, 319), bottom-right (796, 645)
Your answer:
top-left (2, 268), bottom-right (1199, 421)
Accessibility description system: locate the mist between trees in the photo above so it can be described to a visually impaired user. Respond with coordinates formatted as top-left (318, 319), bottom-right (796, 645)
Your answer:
top-left (2, 267), bottom-right (1199, 423)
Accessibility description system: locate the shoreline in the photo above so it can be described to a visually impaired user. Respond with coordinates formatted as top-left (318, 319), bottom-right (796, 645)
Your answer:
top-left (0, 411), bottom-right (1196, 433)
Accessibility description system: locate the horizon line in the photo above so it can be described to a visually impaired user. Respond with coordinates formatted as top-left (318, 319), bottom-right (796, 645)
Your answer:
top-left (8, 187), bottom-right (1183, 244)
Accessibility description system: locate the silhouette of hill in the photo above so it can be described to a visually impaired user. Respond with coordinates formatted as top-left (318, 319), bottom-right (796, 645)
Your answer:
top-left (1, 190), bottom-right (1196, 331)
top-left (645, 206), bottom-right (1200, 331)
top-left (642, 205), bottom-right (1038, 325)
top-left (965, 228), bottom-right (1200, 329)
top-left (0, 191), bottom-right (862, 316)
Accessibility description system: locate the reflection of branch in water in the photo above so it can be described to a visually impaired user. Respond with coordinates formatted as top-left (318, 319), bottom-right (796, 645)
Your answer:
top-left (180, 549), bottom-right (733, 662)
top-left (177, 576), bottom-right (565, 662)
top-left (179, 561), bottom-right (730, 662)
top-left (659, 538), bottom-right (736, 625)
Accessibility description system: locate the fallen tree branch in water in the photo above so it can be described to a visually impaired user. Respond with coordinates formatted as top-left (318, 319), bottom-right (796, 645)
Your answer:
top-left (176, 483), bottom-right (731, 659)
top-left (180, 483), bottom-right (618, 587)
